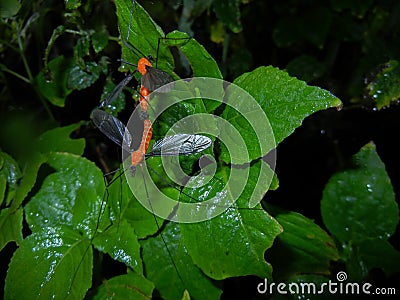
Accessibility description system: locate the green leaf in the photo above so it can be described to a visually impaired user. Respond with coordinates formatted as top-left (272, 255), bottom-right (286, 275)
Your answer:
top-left (91, 272), bottom-right (154, 299)
top-left (366, 60), bottom-right (400, 110)
top-left (98, 77), bottom-right (127, 115)
top-left (166, 30), bottom-right (223, 79)
top-left (141, 222), bottom-right (222, 300)
top-left (352, 238), bottom-right (400, 277)
top-left (0, 151), bottom-right (21, 207)
top-left (0, 0), bottom-right (21, 18)
top-left (321, 142), bottom-right (399, 244)
top-left (4, 227), bottom-right (92, 300)
top-left (34, 123), bottom-right (85, 155)
top-left (0, 207), bottom-right (23, 250)
top-left (213, 0), bottom-right (242, 33)
top-left (5, 152), bottom-right (112, 298)
top-left (267, 209), bottom-right (339, 280)
top-left (180, 160), bottom-right (282, 280)
top-left (36, 55), bottom-right (74, 107)
top-left (91, 30), bottom-right (109, 53)
top-left (25, 152), bottom-right (106, 236)
top-left (115, 0), bottom-right (175, 75)
top-left (68, 61), bottom-right (102, 91)
top-left (229, 66), bottom-right (342, 149)
top-left (93, 219), bottom-right (143, 274)
top-left (74, 34), bottom-right (91, 70)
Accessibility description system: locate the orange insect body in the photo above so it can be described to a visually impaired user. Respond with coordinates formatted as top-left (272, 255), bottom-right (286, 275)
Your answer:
top-left (131, 118), bottom-right (152, 166)
top-left (139, 85), bottom-right (150, 112)
top-left (137, 57), bottom-right (152, 76)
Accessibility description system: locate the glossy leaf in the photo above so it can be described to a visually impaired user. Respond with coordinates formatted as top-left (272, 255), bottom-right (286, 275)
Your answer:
top-left (166, 30), bottom-right (223, 79)
top-left (0, 207), bottom-right (23, 250)
top-left (367, 60), bottom-right (400, 110)
top-left (224, 66), bottom-right (341, 160)
top-left (180, 160), bottom-right (282, 280)
top-left (321, 142), bottom-right (398, 244)
top-left (68, 61), bottom-right (102, 91)
top-left (5, 227), bottom-right (92, 300)
top-left (36, 55), bottom-right (74, 107)
top-left (267, 208), bottom-right (339, 280)
top-left (10, 152), bottom-right (108, 298)
top-left (34, 122), bottom-right (85, 155)
top-left (91, 30), bottom-right (109, 54)
top-left (141, 222), bottom-right (222, 300)
top-left (0, 151), bottom-right (21, 207)
top-left (92, 272), bottom-right (154, 299)
top-left (115, 0), bottom-right (175, 75)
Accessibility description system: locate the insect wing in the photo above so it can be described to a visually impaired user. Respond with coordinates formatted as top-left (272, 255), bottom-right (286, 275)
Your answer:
top-left (92, 109), bottom-right (133, 152)
top-left (141, 66), bottom-right (174, 92)
top-left (149, 134), bottom-right (212, 156)
top-left (99, 73), bottom-right (135, 108)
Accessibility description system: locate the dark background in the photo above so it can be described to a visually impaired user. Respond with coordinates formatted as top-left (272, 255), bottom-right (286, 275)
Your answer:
top-left (1, 0), bottom-right (399, 297)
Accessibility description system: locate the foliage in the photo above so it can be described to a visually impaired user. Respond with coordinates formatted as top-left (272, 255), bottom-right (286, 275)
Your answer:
top-left (1, 0), bottom-right (399, 299)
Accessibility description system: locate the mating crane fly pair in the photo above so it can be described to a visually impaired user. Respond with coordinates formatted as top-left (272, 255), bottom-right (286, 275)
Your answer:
top-left (92, 43), bottom-right (212, 176)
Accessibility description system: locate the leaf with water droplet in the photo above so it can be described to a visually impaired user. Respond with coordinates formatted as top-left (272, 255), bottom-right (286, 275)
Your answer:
top-left (321, 142), bottom-right (398, 243)
top-left (366, 60), bottom-right (400, 110)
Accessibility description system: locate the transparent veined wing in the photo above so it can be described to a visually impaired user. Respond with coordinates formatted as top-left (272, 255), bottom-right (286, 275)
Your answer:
top-left (91, 109), bottom-right (133, 152)
top-left (149, 134), bottom-right (212, 156)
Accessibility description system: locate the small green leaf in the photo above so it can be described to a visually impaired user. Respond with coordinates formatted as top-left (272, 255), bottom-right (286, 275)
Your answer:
top-left (0, 151), bottom-right (21, 207)
top-left (321, 142), bottom-right (399, 244)
top-left (267, 209), bottom-right (339, 280)
top-left (74, 34), bottom-right (91, 69)
top-left (4, 227), bottom-right (92, 300)
top-left (36, 55), bottom-right (74, 107)
top-left (0, 207), bottom-right (23, 250)
top-left (91, 30), bottom-right (109, 53)
top-left (68, 62), bottom-right (102, 90)
top-left (367, 60), bottom-right (400, 110)
top-left (213, 0), bottom-right (242, 33)
top-left (34, 123), bottom-right (85, 155)
top-left (166, 30), bottom-right (223, 79)
top-left (92, 273), bottom-right (154, 299)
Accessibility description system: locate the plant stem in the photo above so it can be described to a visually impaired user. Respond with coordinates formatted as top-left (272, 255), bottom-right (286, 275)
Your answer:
top-left (16, 22), bottom-right (55, 122)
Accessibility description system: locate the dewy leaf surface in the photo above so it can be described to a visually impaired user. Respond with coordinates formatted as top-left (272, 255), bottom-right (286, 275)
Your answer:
top-left (180, 160), bottom-right (282, 280)
top-left (5, 227), bottom-right (92, 300)
top-left (8, 152), bottom-right (107, 299)
top-left (321, 142), bottom-right (398, 244)
top-left (225, 66), bottom-right (342, 155)
top-left (267, 208), bottom-right (339, 280)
